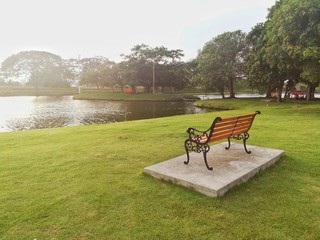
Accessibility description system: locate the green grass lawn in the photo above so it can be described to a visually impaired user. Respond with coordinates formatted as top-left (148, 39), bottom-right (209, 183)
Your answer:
top-left (73, 91), bottom-right (184, 101)
top-left (0, 98), bottom-right (319, 239)
top-left (73, 91), bottom-right (200, 102)
top-left (0, 86), bottom-right (78, 96)
top-left (0, 87), bottom-right (199, 101)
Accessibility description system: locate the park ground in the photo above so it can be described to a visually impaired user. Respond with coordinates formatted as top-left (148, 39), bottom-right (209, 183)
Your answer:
top-left (0, 97), bottom-right (319, 239)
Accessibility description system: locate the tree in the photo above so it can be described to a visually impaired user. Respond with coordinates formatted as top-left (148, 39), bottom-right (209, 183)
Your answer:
top-left (121, 44), bottom-right (184, 93)
top-left (155, 61), bottom-right (188, 92)
top-left (264, 0), bottom-right (320, 101)
top-left (79, 57), bottom-right (114, 88)
top-left (197, 30), bottom-right (248, 98)
top-left (0, 51), bottom-right (70, 87)
top-left (63, 57), bottom-right (82, 88)
top-left (108, 62), bottom-right (128, 92)
top-left (145, 46), bottom-right (169, 93)
top-left (246, 22), bottom-right (284, 99)
top-left (185, 59), bottom-right (201, 89)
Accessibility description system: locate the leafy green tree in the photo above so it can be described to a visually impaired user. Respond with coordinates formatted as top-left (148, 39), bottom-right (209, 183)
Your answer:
top-left (246, 22), bottom-right (284, 99)
top-left (63, 57), bottom-right (82, 87)
top-left (121, 44), bottom-right (184, 93)
top-left (0, 51), bottom-right (70, 87)
top-left (197, 30), bottom-right (248, 98)
top-left (263, 0), bottom-right (302, 101)
top-left (167, 50), bottom-right (188, 91)
top-left (108, 62), bottom-right (130, 92)
top-left (79, 57), bottom-right (114, 89)
top-left (184, 59), bottom-right (198, 87)
top-left (264, 0), bottom-right (320, 100)
top-left (155, 62), bottom-right (187, 92)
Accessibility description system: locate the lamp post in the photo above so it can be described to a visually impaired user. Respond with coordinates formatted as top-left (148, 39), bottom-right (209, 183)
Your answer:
top-left (152, 61), bottom-right (155, 94)
top-left (78, 55), bottom-right (81, 94)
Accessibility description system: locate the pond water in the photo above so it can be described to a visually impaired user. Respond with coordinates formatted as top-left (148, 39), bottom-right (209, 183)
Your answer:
top-left (0, 96), bottom-right (214, 132)
top-left (2, 93), bottom-right (318, 132)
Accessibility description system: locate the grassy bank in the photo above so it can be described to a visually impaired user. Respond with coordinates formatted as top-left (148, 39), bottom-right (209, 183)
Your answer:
top-left (73, 91), bottom-right (191, 101)
top-left (0, 86), bottom-right (199, 101)
top-left (0, 99), bottom-right (319, 239)
top-left (0, 87), bottom-right (78, 96)
top-left (73, 89), bottom-right (201, 101)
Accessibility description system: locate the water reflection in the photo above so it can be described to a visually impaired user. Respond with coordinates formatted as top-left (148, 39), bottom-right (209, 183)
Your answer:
top-left (6, 115), bottom-right (71, 131)
top-left (81, 112), bottom-right (124, 125)
top-left (197, 93), bottom-right (320, 100)
top-left (196, 93), bottom-right (266, 100)
top-left (0, 96), bottom-right (213, 132)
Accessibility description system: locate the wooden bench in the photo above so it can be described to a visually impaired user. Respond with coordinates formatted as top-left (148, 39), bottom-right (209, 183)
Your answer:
top-left (184, 111), bottom-right (261, 170)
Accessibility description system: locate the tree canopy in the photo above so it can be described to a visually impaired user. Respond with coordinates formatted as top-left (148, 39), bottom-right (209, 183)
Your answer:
top-left (0, 51), bottom-right (70, 87)
top-left (121, 44), bottom-right (186, 93)
top-left (79, 57), bottom-right (115, 89)
top-left (246, 22), bottom-right (282, 99)
top-left (196, 30), bottom-right (248, 98)
top-left (248, 0), bottom-right (320, 101)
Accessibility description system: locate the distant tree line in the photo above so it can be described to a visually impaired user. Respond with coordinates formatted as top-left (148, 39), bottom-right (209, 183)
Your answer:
top-left (0, 0), bottom-right (319, 101)
top-left (0, 47), bottom-right (188, 93)
top-left (193, 0), bottom-right (320, 101)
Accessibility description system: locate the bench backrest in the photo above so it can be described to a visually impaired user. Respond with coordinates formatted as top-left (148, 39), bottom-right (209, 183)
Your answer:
top-left (208, 111), bottom-right (260, 143)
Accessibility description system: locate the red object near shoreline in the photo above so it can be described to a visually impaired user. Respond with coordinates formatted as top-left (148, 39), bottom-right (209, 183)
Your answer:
top-left (124, 87), bottom-right (133, 94)
top-left (288, 90), bottom-right (307, 99)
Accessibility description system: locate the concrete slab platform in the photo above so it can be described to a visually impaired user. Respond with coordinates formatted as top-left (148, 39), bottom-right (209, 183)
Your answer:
top-left (144, 143), bottom-right (284, 197)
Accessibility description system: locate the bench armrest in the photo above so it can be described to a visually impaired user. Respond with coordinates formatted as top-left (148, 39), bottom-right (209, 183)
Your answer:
top-left (186, 127), bottom-right (210, 143)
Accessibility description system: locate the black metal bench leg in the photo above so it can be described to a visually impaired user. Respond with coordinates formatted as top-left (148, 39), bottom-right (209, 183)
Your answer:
top-left (184, 140), bottom-right (190, 165)
top-left (184, 151), bottom-right (190, 165)
top-left (225, 138), bottom-right (231, 150)
top-left (243, 133), bottom-right (251, 154)
top-left (203, 151), bottom-right (213, 171)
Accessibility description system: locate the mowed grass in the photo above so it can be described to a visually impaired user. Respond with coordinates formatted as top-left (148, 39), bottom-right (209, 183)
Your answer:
top-left (73, 91), bottom-right (189, 101)
top-left (0, 87), bottom-right (78, 96)
top-left (0, 98), bottom-right (319, 239)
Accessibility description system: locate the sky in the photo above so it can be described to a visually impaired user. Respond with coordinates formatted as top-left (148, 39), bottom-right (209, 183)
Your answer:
top-left (0, 0), bottom-right (276, 64)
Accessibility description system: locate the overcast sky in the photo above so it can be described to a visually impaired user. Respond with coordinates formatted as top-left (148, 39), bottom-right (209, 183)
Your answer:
top-left (0, 0), bottom-right (276, 64)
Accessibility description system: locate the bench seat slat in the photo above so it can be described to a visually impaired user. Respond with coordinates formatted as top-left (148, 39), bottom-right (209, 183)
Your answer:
top-left (208, 114), bottom-right (256, 143)
top-left (210, 133), bottom-right (232, 142)
top-left (214, 122), bottom-right (251, 133)
top-left (233, 123), bottom-right (251, 131)
top-left (216, 119), bottom-right (253, 127)
top-left (218, 114), bottom-right (253, 120)
top-left (218, 113), bottom-right (256, 121)
top-left (217, 116), bottom-right (254, 124)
